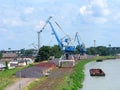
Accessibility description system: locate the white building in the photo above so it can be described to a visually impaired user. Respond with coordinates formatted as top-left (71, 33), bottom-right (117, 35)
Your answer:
top-left (0, 63), bottom-right (6, 70)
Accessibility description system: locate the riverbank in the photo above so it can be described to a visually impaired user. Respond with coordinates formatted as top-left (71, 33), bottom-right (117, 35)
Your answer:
top-left (72, 56), bottom-right (116, 90)
top-left (62, 56), bottom-right (116, 90)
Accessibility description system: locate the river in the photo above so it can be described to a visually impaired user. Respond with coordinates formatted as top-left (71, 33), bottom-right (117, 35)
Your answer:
top-left (81, 59), bottom-right (120, 90)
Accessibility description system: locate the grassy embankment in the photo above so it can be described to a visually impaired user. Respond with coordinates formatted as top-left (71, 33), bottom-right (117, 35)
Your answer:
top-left (0, 64), bottom-right (34, 90)
top-left (57, 56), bottom-right (116, 90)
top-left (23, 77), bottom-right (47, 90)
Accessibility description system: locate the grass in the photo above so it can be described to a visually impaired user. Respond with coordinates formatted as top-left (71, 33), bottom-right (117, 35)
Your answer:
top-left (24, 77), bottom-right (47, 90)
top-left (0, 67), bottom-right (22, 90)
top-left (0, 64), bottom-right (35, 90)
top-left (55, 74), bottom-right (74, 90)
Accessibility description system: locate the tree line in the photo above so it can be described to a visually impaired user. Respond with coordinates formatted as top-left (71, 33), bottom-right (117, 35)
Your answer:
top-left (87, 46), bottom-right (120, 56)
top-left (0, 45), bottom-right (119, 61)
top-left (35, 45), bottom-right (120, 62)
top-left (0, 52), bottom-right (2, 59)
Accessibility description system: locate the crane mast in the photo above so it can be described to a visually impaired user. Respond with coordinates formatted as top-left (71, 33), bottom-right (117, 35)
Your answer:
top-left (74, 32), bottom-right (86, 55)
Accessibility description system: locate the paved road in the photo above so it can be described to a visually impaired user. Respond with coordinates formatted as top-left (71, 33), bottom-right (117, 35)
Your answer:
top-left (5, 78), bottom-right (36, 90)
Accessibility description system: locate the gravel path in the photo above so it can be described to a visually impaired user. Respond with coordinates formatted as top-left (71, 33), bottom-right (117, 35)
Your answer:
top-left (5, 78), bottom-right (36, 90)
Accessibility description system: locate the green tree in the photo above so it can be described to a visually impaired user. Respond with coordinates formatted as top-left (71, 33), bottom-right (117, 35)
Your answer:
top-left (74, 45), bottom-right (80, 54)
top-left (24, 49), bottom-right (34, 56)
top-left (36, 46), bottom-right (51, 62)
top-left (87, 47), bottom-right (96, 55)
top-left (87, 46), bottom-right (110, 56)
top-left (75, 45), bottom-right (86, 55)
top-left (50, 45), bottom-right (63, 58)
top-left (35, 45), bottom-right (63, 62)
top-left (20, 49), bottom-right (25, 54)
top-left (96, 46), bottom-right (109, 56)
top-left (20, 49), bottom-right (34, 57)
top-left (0, 52), bottom-right (2, 59)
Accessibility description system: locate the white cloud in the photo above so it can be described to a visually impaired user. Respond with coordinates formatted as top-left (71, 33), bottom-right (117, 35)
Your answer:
top-left (24, 7), bottom-right (34, 14)
top-left (80, 6), bottom-right (87, 15)
top-left (1, 28), bottom-right (8, 33)
top-left (0, 28), bottom-right (16, 40)
top-left (2, 18), bottom-right (8, 24)
top-left (80, 6), bottom-right (93, 16)
top-left (60, 16), bottom-right (65, 19)
top-left (94, 17), bottom-right (108, 24)
top-left (80, 0), bottom-right (110, 16)
top-left (112, 12), bottom-right (120, 24)
top-left (11, 20), bottom-right (21, 26)
top-left (90, 0), bottom-right (107, 8)
top-left (102, 9), bottom-right (110, 16)
top-left (2, 18), bottom-right (23, 27)
top-left (79, 0), bottom-right (110, 24)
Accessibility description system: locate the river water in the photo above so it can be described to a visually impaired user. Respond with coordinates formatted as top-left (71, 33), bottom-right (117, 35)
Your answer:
top-left (81, 59), bottom-right (120, 90)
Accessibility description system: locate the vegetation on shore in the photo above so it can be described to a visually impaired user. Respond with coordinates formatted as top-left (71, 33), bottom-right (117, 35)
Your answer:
top-left (66, 56), bottom-right (116, 90)
top-left (51, 56), bottom-right (116, 90)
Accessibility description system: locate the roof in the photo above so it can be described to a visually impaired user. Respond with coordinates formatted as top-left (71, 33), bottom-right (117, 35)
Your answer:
top-left (2, 53), bottom-right (18, 58)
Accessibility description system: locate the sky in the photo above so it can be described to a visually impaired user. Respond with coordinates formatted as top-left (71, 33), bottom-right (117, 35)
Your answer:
top-left (0, 0), bottom-right (120, 50)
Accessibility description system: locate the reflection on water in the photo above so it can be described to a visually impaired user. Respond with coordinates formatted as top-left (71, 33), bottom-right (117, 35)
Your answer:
top-left (81, 59), bottom-right (120, 90)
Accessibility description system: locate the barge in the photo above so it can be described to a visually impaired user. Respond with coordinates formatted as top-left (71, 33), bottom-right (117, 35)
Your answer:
top-left (90, 68), bottom-right (105, 76)
top-left (96, 59), bottom-right (103, 62)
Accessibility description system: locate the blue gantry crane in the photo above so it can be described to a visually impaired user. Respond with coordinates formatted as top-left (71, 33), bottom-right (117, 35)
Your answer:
top-left (38, 16), bottom-right (75, 59)
top-left (74, 32), bottom-right (86, 55)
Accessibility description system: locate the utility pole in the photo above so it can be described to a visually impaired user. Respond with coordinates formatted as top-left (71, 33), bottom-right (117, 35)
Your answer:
top-left (94, 40), bottom-right (96, 55)
top-left (37, 30), bottom-right (42, 50)
top-left (94, 40), bottom-right (96, 48)
top-left (19, 70), bottom-right (22, 90)
top-left (109, 44), bottom-right (111, 55)
top-left (37, 32), bottom-right (40, 50)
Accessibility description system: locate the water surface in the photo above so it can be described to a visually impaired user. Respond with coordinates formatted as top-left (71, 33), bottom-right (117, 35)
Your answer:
top-left (81, 59), bottom-right (120, 90)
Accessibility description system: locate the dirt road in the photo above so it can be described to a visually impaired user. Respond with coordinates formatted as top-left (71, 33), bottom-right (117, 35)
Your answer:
top-left (5, 78), bottom-right (36, 90)
top-left (34, 67), bottom-right (73, 90)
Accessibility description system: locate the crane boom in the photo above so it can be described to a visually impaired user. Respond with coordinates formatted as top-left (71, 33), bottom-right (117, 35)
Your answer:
top-left (75, 32), bottom-right (81, 47)
top-left (41, 16), bottom-right (52, 31)
top-left (48, 20), bottom-right (75, 53)
top-left (48, 21), bottom-right (63, 51)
